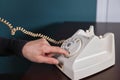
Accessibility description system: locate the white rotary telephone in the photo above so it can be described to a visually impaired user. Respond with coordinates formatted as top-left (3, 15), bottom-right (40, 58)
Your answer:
top-left (57, 25), bottom-right (115, 80)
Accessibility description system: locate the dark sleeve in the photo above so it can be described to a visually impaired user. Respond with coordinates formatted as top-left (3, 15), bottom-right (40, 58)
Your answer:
top-left (0, 37), bottom-right (28, 56)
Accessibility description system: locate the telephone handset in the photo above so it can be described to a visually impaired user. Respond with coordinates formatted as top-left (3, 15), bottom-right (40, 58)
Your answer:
top-left (0, 18), bottom-right (64, 44)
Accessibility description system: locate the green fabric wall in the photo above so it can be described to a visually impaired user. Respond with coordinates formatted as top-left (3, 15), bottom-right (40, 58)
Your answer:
top-left (0, 0), bottom-right (97, 73)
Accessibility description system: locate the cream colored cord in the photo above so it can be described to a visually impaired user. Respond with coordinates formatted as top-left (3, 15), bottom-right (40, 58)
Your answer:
top-left (0, 18), bottom-right (65, 44)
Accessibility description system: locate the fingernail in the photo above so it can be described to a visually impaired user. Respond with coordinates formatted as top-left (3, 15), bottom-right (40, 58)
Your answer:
top-left (64, 54), bottom-right (70, 58)
top-left (64, 51), bottom-right (70, 58)
top-left (53, 60), bottom-right (59, 64)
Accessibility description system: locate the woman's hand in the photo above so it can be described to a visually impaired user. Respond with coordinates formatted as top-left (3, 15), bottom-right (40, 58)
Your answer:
top-left (22, 38), bottom-right (68, 64)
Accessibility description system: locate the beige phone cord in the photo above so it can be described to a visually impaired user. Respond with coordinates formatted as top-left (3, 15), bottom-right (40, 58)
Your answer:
top-left (0, 18), bottom-right (65, 44)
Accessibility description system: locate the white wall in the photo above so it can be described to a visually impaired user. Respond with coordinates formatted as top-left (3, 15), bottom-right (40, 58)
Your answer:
top-left (107, 0), bottom-right (120, 22)
top-left (97, 0), bottom-right (120, 22)
top-left (96, 0), bottom-right (108, 22)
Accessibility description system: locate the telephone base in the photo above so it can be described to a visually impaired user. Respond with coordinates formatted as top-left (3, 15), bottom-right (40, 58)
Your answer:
top-left (57, 51), bottom-right (115, 80)
top-left (56, 26), bottom-right (115, 80)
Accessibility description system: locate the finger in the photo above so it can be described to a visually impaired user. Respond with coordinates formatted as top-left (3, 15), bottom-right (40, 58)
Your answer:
top-left (45, 53), bottom-right (55, 57)
top-left (37, 56), bottom-right (59, 64)
top-left (45, 46), bottom-right (69, 56)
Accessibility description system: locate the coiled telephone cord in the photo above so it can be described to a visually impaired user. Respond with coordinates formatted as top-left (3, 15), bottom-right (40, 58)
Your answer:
top-left (0, 18), bottom-right (65, 44)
